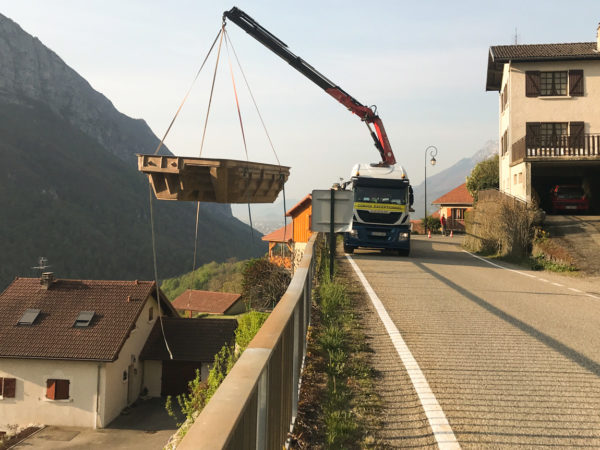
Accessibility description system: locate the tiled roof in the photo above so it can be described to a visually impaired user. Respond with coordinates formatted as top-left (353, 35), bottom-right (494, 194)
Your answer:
top-left (171, 290), bottom-right (242, 314)
top-left (486, 41), bottom-right (600, 91)
top-left (432, 183), bottom-right (474, 206)
top-left (491, 42), bottom-right (599, 61)
top-left (261, 224), bottom-right (293, 243)
top-left (286, 194), bottom-right (312, 217)
top-left (140, 317), bottom-right (237, 362)
top-left (0, 277), bottom-right (176, 361)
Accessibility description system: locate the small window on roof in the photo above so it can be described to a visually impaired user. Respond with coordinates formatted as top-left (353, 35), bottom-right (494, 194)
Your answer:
top-left (74, 311), bottom-right (95, 328)
top-left (18, 308), bottom-right (41, 325)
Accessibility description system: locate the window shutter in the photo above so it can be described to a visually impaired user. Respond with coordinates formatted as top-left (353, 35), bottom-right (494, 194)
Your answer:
top-left (569, 70), bottom-right (584, 96)
top-left (3, 378), bottom-right (16, 398)
top-left (526, 122), bottom-right (541, 146)
top-left (46, 379), bottom-right (56, 400)
top-left (569, 121), bottom-right (585, 147)
top-left (56, 380), bottom-right (70, 400)
top-left (526, 71), bottom-right (540, 97)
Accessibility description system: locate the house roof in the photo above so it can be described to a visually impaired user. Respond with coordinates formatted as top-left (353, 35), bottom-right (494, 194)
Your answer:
top-left (261, 224), bottom-right (293, 243)
top-left (432, 183), bottom-right (474, 206)
top-left (0, 277), bottom-right (177, 361)
top-left (286, 194), bottom-right (312, 217)
top-left (486, 42), bottom-right (600, 91)
top-left (171, 290), bottom-right (242, 314)
top-left (140, 317), bottom-right (237, 362)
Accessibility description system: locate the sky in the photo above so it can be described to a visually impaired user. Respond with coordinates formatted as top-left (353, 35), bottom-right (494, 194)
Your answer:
top-left (1, 0), bottom-right (599, 203)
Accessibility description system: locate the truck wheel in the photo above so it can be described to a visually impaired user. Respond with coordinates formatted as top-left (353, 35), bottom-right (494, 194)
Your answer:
top-left (398, 248), bottom-right (410, 257)
top-left (343, 245), bottom-right (355, 254)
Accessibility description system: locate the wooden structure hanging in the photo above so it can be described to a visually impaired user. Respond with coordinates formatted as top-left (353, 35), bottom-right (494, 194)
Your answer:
top-left (138, 155), bottom-right (289, 203)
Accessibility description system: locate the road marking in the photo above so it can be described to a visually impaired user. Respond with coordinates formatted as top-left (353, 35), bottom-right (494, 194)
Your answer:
top-left (463, 250), bottom-right (598, 301)
top-left (462, 251), bottom-right (537, 278)
top-left (346, 255), bottom-right (461, 449)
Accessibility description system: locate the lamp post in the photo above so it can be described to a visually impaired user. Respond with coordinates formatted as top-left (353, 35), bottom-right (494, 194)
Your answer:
top-left (424, 145), bottom-right (438, 233)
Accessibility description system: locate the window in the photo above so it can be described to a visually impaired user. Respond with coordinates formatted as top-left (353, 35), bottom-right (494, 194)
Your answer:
top-left (518, 172), bottom-right (523, 184)
top-left (148, 307), bottom-right (154, 321)
top-left (0, 378), bottom-right (16, 398)
top-left (514, 174), bottom-right (517, 184)
top-left (73, 311), bottom-right (94, 328)
top-left (540, 71), bottom-right (567, 96)
top-left (18, 308), bottom-right (40, 325)
top-left (452, 209), bottom-right (465, 220)
top-left (526, 70), bottom-right (584, 97)
top-left (46, 379), bottom-right (69, 400)
top-left (527, 122), bottom-right (572, 147)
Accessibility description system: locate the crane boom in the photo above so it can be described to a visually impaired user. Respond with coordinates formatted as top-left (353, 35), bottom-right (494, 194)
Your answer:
top-left (223, 7), bottom-right (396, 165)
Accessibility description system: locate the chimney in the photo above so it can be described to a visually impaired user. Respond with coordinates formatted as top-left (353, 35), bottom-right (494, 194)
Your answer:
top-left (40, 272), bottom-right (54, 289)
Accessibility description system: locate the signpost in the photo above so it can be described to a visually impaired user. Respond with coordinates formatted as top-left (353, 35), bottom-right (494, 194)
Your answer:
top-left (311, 189), bottom-right (354, 280)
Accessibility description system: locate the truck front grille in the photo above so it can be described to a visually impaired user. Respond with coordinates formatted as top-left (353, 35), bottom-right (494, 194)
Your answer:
top-left (357, 210), bottom-right (402, 224)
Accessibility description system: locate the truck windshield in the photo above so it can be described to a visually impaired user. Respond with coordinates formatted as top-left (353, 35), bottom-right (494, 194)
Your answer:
top-left (355, 186), bottom-right (407, 205)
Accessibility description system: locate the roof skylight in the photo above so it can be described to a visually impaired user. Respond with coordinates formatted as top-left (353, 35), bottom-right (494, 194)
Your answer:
top-left (74, 311), bottom-right (95, 328)
top-left (18, 308), bottom-right (41, 325)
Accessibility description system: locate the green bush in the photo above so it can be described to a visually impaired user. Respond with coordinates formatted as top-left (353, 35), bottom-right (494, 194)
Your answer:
top-left (422, 216), bottom-right (441, 233)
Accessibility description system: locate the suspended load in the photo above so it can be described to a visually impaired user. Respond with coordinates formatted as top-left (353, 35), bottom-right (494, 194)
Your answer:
top-left (138, 154), bottom-right (289, 203)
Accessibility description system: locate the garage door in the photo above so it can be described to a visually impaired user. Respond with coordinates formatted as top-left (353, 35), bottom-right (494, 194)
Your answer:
top-left (161, 361), bottom-right (203, 396)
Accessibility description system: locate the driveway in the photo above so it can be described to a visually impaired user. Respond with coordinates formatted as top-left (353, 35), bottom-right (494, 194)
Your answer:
top-left (13, 398), bottom-right (181, 449)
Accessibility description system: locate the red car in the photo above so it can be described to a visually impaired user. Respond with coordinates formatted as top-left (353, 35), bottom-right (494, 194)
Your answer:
top-left (550, 185), bottom-right (589, 213)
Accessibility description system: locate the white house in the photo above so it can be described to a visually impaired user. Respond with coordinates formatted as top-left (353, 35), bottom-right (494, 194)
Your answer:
top-left (486, 24), bottom-right (600, 211)
top-left (0, 273), bottom-right (177, 430)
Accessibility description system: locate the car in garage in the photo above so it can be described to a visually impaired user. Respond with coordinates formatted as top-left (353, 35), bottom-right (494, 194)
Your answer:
top-left (550, 185), bottom-right (589, 213)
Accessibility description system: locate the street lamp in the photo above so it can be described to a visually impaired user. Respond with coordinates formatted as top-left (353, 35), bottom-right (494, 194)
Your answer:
top-left (424, 145), bottom-right (438, 233)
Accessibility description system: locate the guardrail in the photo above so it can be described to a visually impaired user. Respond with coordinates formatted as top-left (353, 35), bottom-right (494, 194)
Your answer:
top-left (179, 233), bottom-right (318, 449)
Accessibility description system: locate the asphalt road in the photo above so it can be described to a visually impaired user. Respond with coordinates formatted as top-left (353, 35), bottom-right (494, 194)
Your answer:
top-left (349, 235), bottom-right (600, 448)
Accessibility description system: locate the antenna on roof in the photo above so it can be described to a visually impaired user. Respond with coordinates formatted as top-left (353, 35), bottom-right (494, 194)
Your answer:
top-left (32, 257), bottom-right (51, 275)
top-left (514, 27), bottom-right (519, 45)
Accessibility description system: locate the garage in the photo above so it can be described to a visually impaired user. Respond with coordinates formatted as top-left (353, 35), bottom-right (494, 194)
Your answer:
top-left (140, 317), bottom-right (237, 397)
top-left (531, 161), bottom-right (600, 214)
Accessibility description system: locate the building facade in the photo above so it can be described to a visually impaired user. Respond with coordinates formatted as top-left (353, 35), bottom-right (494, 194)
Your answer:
top-left (486, 25), bottom-right (600, 211)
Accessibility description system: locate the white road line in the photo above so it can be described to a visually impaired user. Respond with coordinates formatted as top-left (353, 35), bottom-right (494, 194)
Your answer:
top-left (462, 250), bottom-right (537, 278)
top-left (346, 255), bottom-right (461, 449)
top-left (463, 250), bottom-right (598, 300)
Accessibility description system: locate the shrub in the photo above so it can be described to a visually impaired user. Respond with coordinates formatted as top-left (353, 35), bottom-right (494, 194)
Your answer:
top-left (422, 216), bottom-right (441, 233)
top-left (466, 154), bottom-right (499, 199)
top-left (241, 258), bottom-right (291, 310)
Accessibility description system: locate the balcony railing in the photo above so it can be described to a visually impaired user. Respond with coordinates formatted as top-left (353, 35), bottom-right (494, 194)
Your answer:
top-left (511, 134), bottom-right (600, 165)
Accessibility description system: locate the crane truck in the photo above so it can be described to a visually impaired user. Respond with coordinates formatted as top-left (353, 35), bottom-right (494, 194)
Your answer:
top-left (223, 7), bottom-right (414, 256)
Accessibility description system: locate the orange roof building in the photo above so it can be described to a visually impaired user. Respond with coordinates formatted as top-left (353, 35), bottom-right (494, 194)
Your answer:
top-left (171, 290), bottom-right (245, 316)
top-left (431, 183), bottom-right (474, 232)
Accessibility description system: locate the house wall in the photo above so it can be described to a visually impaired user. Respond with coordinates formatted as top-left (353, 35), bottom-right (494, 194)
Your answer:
top-left (225, 300), bottom-right (246, 315)
top-left (0, 359), bottom-right (99, 430)
top-left (500, 59), bottom-right (600, 201)
top-left (292, 205), bottom-right (312, 243)
top-left (100, 296), bottom-right (159, 427)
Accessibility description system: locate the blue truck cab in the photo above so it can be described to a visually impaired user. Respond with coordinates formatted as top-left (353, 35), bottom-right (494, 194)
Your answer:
top-left (343, 163), bottom-right (413, 256)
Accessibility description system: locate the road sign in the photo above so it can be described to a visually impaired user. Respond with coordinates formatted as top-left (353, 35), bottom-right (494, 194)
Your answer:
top-left (311, 189), bottom-right (354, 232)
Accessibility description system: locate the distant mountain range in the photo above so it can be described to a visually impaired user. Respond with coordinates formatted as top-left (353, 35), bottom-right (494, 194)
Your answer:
top-left (412, 140), bottom-right (498, 218)
top-left (0, 13), bottom-right (265, 290)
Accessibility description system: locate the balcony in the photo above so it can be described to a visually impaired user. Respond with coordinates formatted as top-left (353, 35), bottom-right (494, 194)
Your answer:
top-left (511, 134), bottom-right (600, 166)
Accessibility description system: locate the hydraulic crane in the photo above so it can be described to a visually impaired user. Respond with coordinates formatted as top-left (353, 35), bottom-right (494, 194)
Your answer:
top-left (223, 7), bottom-right (396, 166)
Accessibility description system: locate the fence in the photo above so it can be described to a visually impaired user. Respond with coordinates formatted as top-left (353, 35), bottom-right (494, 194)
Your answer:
top-left (178, 233), bottom-right (318, 449)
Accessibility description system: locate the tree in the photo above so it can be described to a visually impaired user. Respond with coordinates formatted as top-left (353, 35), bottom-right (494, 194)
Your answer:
top-left (466, 154), bottom-right (499, 199)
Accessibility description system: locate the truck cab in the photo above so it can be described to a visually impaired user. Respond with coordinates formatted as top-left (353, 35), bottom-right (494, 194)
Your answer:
top-left (344, 164), bottom-right (413, 256)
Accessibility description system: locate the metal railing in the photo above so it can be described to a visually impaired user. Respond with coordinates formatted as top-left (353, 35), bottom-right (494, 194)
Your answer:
top-left (179, 233), bottom-right (318, 449)
top-left (511, 133), bottom-right (600, 164)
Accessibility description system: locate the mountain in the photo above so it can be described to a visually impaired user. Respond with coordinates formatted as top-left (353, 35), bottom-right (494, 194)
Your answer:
top-left (0, 13), bottom-right (265, 290)
top-left (412, 140), bottom-right (498, 218)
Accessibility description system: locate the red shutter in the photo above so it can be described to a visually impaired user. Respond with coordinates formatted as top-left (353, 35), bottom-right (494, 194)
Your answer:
top-left (56, 380), bottom-right (70, 400)
top-left (569, 70), bottom-right (584, 96)
top-left (46, 379), bottom-right (56, 400)
top-left (526, 71), bottom-right (540, 97)
top-left (569, 121), bottom-right (585, 147)
top-left (3, 378), bottom-right (16, 398)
